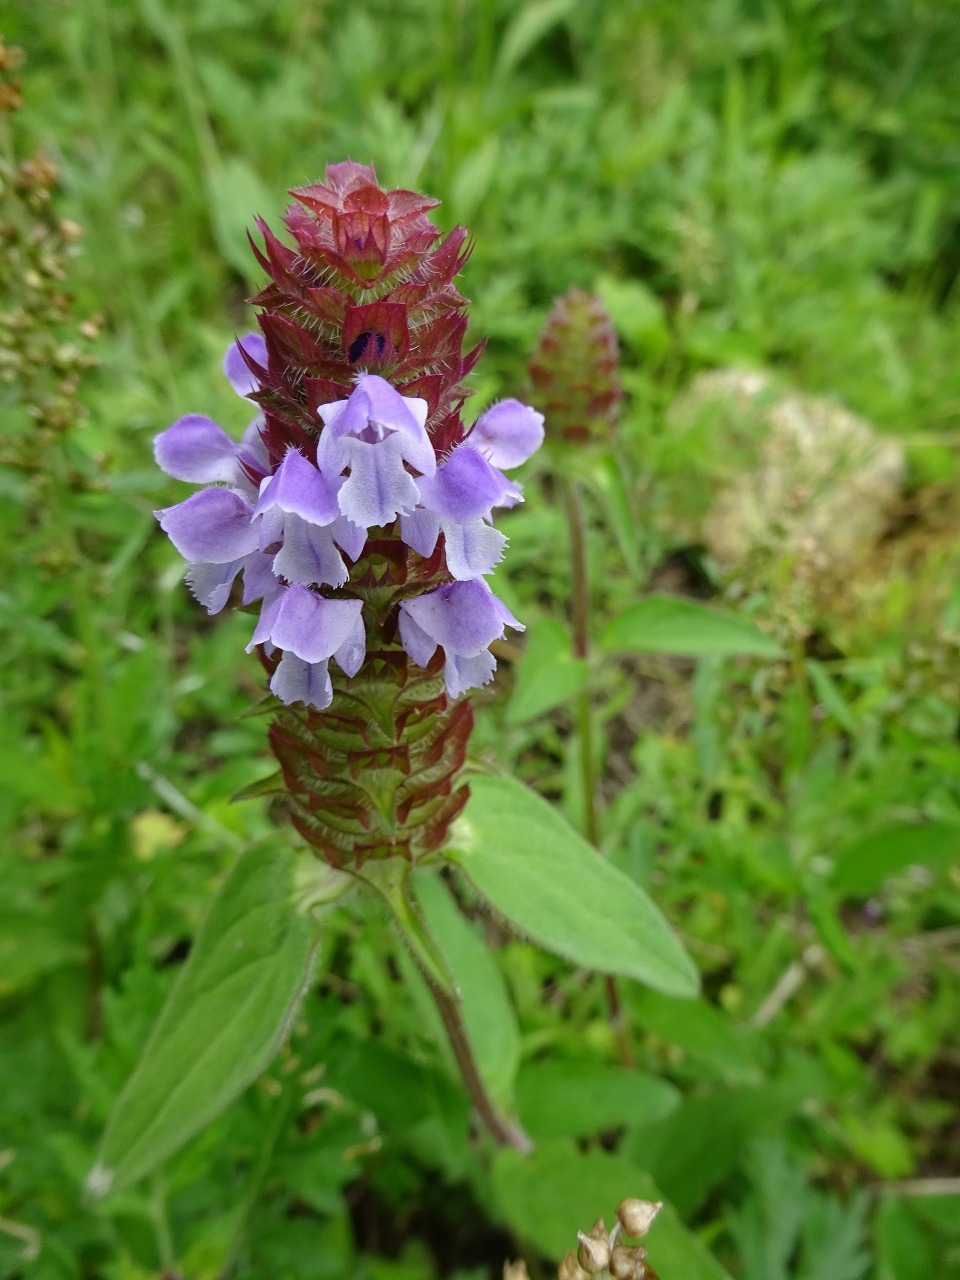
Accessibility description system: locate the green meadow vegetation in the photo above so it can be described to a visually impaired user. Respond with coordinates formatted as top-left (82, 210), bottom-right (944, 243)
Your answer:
top-left (2, 0), bottom-right (960, 1276)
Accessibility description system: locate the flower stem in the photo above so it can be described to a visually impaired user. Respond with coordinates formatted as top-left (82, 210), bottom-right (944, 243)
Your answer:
top-left (422, 965), bottom-right (533, 1154)
top-left (372, 864), bottom-right (533, 1152)
top-left (562, 477), bottom-right (634, 1068)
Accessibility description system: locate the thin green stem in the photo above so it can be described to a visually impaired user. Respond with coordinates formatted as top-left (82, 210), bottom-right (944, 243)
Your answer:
top-left (562, 476), bottom-right (634, 1067)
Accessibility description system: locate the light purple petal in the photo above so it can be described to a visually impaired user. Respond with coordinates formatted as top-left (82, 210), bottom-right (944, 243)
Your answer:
top-left (496, 477), bottom-right (524, 509)
top-left (331, 515), bottom-right (367, 562)
top-left (336, 434), bottom-right (422, 529)
top-left (271, 515), bottom-right (349, 589)
top-left (241, 551), bottom-right (278, 605)
top-left (492, 593), bottom-right (524, 631)
top-left (268, 586), bottom-right (364, 664)
top-left (156, 488), bottom-right (258, 564)
top-left (254, 448), bottom-right (340, 527)
top-left (185, 559), bottom-right (243, 614)
top-left (399, 579), bottom-right (521, 657)
top-left (257, 505), bottom-right (285, 554)
top-left (246, 587), bottom-right (285, 652)
top-left (417, 445), bottom-right (512, 521)
top-left (319, 374), bottom-right (428, 439)
top-left (398, 607), bottom-right (439, 669)
top-left (441, 518), bottom-right (507, 580)
top-left (314, 425), bottom-right (350, 478)
top-left (240, 415), bottom-right (271, 473)
top-left (400, 508), bottom-right (441, 559)
top-left (333, 613), bottom-right (366, 677)
top-left (154, 414), bottom-right (245, 485)
top-left (270, 652), bottom-right (333, 710)
top-left (224, 332), bottom-right (267, 398)
top-left (469, 399), bottom-right (545, 470)
top-left (444, 649), bottom-right (497, 699)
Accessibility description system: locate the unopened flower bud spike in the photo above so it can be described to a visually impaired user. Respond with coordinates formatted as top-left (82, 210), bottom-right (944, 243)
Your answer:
top-left (527, 290), bottom-right (633, 1068)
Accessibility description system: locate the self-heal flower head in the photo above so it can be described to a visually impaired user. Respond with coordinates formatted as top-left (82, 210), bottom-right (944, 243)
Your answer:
top-left (153, 162), bottom-right (545, 867)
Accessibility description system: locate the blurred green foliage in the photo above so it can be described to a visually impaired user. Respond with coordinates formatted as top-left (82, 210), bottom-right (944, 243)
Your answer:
top-left (2, 0), bottom-right (960, 1276)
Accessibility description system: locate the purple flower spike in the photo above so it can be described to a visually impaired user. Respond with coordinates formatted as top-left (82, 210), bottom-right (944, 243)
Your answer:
top-left (398, 579), bottom-right (523, 697)
top-left (155, 488), bottom-right (258, 564)
top-left (224, 332), bottom-right (268, 398)
top-left (316, 375), bottom-right (436, 530)
top-left (469, 399), bottom-right (545, 470)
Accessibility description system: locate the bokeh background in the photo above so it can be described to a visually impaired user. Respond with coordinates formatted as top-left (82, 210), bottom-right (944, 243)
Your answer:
top-left (3, 1), bottom-right (960, 1277)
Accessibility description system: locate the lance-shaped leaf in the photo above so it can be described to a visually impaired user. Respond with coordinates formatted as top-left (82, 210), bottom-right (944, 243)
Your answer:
top-left (448, 775), bottom-right (698, 997)
top-left (601, 594), bottom-right (782, 658)
top-left (88, 840), bottom-right (317, 1196)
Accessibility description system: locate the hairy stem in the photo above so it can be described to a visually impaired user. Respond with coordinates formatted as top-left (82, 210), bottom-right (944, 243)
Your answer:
top-left (562, 477), bottom-right (634, 1067)
top-left (423, 965), bottom-right (533, 1154)
top-left (378, 867), bottom-right (532, 1152)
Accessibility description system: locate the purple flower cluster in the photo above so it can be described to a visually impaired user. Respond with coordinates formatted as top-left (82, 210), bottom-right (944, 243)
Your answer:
top-left (154, 337), bottom-right (544, 710)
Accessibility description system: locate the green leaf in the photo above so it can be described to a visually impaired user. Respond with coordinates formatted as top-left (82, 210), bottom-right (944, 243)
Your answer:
top-left (449, 775), bottom-right (699, 997)
top-left (515, 1060), bottom-right (679, 1140)
top-left (601, 595), bottom-right (783, 658)
top-left (207, 157), bottom-right (275, 284)
top-left (412, 870), bottom-right (522, 1108)
top-left (90, 840), bottom-right (317, 1195)
top-left (630, 989), bottom-right (761, 1083)
top-left (874, 1198), bottom-right (934, 1280)
top-left (495, 0), bottom-right (574, 77)
top-left (506, 618), bottom-right (589, 724)
top-left (450, 137), bottom-right (501, 222)
top-left (0, 916), bottom-right (84, 997)
top-left (492, 1142), bottom-right (731, 1278)
top-left (627, 1084), bottom-right (807, 1217)
top-left (832, 824), bottom-right (960, 895)
top-left (587, 454), bottom-right (641, 578)
top-left (594, 274), bottom-right (671, 357)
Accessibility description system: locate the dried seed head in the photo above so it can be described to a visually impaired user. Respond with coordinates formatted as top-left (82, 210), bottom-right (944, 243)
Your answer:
top-left (558, 1249), bottom-right (589, 1280)
top-left (609, 1245), bottom-right (647, 1280)
top-left (616, 1199), bottom-right (662, 1239)
top-left (576, 1231), bottom-right (610, 1274)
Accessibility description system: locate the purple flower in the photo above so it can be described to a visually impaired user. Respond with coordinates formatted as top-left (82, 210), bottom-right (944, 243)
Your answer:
top-left (404, 444), bottom-right (516, 579)
top-left (154, 413), bottom-right (267, 493)
top-left (398, 579), bottom-right (523, 698)
top-left (247, 585), bottom-right (366, 710)
top-left (316, 374), bottom-right (434, 529)
top-left (468, 399), bottom-right (544, 470)
top-left (223, 331), bottom-right (268, 399)
top-left (253, 448), bottom-right (358, 589)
